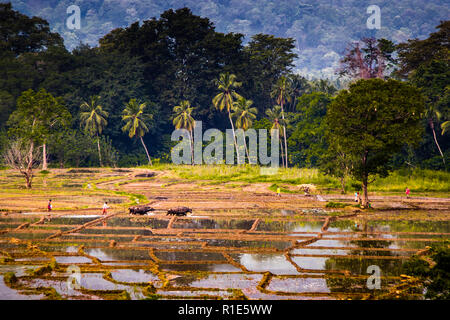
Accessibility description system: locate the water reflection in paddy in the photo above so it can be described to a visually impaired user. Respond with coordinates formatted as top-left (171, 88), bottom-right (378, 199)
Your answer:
top-left (0, 276), bottom-right (44, 300)
top-left (239, 253), bottom-right (300, 275)
top-left (267, 277), bottom-right (330, 293)
top-left (172, 219), bottom-right (254, 230)
top-left (0, 208), bottom-right (448, 300)
top-left (110, 269), bottom-right (160, 283)
top-left (160, 263), bottom-right (241, 273)
top-left (84, 248), bottom-right (152, 261)
top-left (188, 273), bottom-right (262, 289)
top-left (154, 251), bottom-right (227, 262)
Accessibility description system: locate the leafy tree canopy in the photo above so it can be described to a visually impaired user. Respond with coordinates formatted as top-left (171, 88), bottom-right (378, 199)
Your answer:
top-left (325, 79), bottom-right (425, 204)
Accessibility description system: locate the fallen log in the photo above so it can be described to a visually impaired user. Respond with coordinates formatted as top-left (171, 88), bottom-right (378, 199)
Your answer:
top-left (167, 207), bottom-right (192, 216)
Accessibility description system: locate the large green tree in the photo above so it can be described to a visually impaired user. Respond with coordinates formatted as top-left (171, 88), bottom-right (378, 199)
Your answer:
top-left (325, 79), bottom-right (425, 206)
top-left (289, 92), bottom-right (331, 168)
top-left (99, 8), bottom-right (246, 128)
top-left (397, 21), bottom-right (449, 79)
top-left (245, 34), bottom-right (297, 114)
top-left (411, 60), bottom-right (449, 166)
top-left (397, 21), bottom-right (450, 168)
top-left (0, 2), bottom-right (63, 56)
top-left (6, 89), bottom-right (67, 187)
top-left (0, 3), bottom-right (66, 129)
top-left (7, 88), bottom-right (70, 170)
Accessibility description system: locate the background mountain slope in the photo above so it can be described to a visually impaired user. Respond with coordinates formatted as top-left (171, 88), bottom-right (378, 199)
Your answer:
top-left (7, 0), bottom-right (450, 77)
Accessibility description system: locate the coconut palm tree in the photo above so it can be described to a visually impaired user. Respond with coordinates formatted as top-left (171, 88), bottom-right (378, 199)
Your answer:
top-left (266, 106), bottom-right (288, 168)
top-left (173, 100), bottom-right (196, 164)
top-left (270, 77), bottom-right (292, 167)
top-left (442, 121), bottom-right (450, 135)
top-left (122, 98), bottom-right (153, 166)
top-left (289, 75), bottom-right (311, 111)
top-left (232, 97), bottom-right (257, 163)
top-left (80, 96), bottom-right (108, 167)
top-left (212, 72), bottom-right (243, 164)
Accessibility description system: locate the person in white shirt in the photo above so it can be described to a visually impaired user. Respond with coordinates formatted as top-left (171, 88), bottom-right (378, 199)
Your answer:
top-left (102, 202), bottom-right (109, 215)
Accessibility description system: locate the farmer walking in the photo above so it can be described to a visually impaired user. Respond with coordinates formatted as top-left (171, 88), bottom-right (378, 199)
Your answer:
top-left (405, 187), bottom-right (410, 199)
top-left (276, 187), bottom-right (281, 197)
top-left (102, 202), bottom-right (109, 215)
top-left (47, 199), bottom-right (52, 212)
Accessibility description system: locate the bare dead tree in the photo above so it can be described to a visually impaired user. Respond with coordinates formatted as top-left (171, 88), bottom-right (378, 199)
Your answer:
top-left (3, 139), bottom-right (42, 189)
top-left (337, 38), bottom-right (395, 80)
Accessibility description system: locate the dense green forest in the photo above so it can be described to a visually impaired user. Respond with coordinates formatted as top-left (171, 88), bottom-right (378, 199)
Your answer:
top-left (0, 3), bottom-right (449, 176)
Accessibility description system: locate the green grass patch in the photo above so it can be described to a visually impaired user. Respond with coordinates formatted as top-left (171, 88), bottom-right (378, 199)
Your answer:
top-left (3, 272), bottom-right (18, 286)
top-left (325, 201), bottom-right (348, 208)
top-left (148, 165), bottom-right (450, 194)
top-left (371, 169), bottom-right (450, 192)
top-left (269, 184), bottom-right (297, 194)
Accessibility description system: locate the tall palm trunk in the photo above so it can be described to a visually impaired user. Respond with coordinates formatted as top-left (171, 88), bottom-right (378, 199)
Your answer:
top-left (429, 119), bottom-right (445, 165)
top-left (188, 129), bottom-right (194, 165)
top-left (140, 136), bottom-right (152, 166)
top-left (97, 134), bottom-right (103, 167)
top-left (42, 142), bottom-right (48, 170)
top-left (280, 100), bottom-right (288, 168)
top-left (241, 130), bottom-right (250, 164)
top-left (280, 137), bottom-right (285, 168)
top-left (25, 141), bottom-right (34, 189)
top-left (361, 151), bottom-right (369, 207)
top-left (228, 111), bottom-right (241, 165)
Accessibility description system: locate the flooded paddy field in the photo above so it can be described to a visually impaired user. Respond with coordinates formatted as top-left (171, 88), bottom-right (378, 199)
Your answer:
top-left (0, 168), bottom-right (449, 300)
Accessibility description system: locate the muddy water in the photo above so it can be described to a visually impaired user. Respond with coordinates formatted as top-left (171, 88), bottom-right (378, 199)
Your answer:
top-left (0, 212), bottom-right (448, 300)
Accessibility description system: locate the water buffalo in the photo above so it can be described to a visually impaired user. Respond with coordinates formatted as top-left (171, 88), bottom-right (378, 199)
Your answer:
top-left (167, 207), bottom-right (192, 216)
top-left (129, 205), bottom-right (154, 215)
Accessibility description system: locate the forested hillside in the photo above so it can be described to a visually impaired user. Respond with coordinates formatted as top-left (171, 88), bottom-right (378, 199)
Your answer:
top-left (7, 0), bottom-right (450, 77)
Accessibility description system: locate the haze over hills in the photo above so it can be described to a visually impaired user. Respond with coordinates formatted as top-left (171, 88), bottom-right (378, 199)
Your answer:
top-left (6, 0), bottom-right (450, 78)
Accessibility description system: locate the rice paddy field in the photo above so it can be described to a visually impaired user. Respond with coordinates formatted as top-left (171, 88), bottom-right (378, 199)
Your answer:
top-left (0, 167), bottom-right (449, 300)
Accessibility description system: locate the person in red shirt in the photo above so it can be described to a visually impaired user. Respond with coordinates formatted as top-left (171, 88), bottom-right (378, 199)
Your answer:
top-left (405, 187), bottom-right (410, 198)
top-left (47, 199), bottom-right (52, 212)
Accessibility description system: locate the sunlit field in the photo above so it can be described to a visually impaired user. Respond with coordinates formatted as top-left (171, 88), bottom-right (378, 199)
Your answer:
top-left (0, 167), bottom-right (448, 300)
